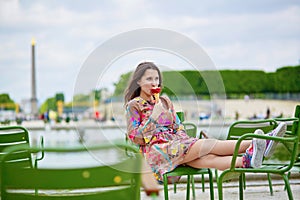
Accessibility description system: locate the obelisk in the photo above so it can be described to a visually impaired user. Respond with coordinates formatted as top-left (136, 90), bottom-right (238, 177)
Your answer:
top-left (31, 38), bottom-right (38, 118)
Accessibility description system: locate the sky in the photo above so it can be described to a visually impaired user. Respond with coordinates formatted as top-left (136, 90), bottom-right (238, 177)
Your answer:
top-left (0, 0), bottom-right (299, 105)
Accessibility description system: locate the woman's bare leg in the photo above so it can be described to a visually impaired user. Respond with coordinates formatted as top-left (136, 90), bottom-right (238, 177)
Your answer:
top-left (179, 139), bottom-right (251, 164)
top-left (185, 154), bottom-right (243, 170)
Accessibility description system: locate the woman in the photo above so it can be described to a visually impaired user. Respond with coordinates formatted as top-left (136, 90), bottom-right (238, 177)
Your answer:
top-left (124, 62), bottom-right (286, 183)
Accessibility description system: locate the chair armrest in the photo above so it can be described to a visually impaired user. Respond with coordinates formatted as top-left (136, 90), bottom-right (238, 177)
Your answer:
top-left (230, 133), bottom-right (298, 170)
top-left (274, 117), bottom-right (298, 122)
top-left (34, 136), bottom-right (45, 168)
top-left (199, 130), bottom-right (209, 139)
top-left (231, 119), bottom-right (277, 128)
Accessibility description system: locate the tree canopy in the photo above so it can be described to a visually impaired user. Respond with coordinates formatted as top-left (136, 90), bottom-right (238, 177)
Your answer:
top-left (113, 65), bottom-right (300, 98)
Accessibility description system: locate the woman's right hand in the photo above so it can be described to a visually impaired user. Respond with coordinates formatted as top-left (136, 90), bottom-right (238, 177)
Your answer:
top-left (151, 101), bottom-right (164, 121)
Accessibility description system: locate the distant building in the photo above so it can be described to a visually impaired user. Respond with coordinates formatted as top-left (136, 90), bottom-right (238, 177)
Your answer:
top-left (0, 110), bottom-right (15, 122)
top-left (20, 99), bottom-right (32, 115)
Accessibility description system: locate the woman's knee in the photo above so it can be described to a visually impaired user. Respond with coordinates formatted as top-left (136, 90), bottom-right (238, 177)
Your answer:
top-left (198, 139), bottom-right (219, 157)
top-left (181, 139), bottom-right (220, 163)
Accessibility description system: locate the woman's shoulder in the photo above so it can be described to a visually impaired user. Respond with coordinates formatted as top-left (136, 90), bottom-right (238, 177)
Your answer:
top-left (160, 95), bottom-right (172, 104)
top-left (160, 95), bottom-right (170, 101)
top-left (126, 96), bottom-right (148, 108)
top-left (127, 97), bottom-right (141, 106)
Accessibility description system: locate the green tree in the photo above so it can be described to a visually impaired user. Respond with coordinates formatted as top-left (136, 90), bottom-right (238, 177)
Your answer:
top-left (111, 64), bottom-right (300, 98)
top-left (163, 71), bottom-right (201, 96)
top-left (93, 89), bottom-right (101, 101)
top-left (274, 65), bottom-right (300, 93)
top-left (55, 93), bottom-right (65, 102)
top-left (220, 70), bottom-right (269, 95)
top-left (39, 97), bottom-right (56, 114)
top-left (73, 94), bottom-right (90, 102)
top-left (0, 93), bottom-right (15, 110)
top-left (0, 94), bottom-right (14, 103)
top-left (113, 73), bottom-right (132, 96)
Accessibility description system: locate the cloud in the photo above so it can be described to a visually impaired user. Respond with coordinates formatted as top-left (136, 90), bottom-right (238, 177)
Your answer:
top-left (0, 0), bottom-right (299, 104)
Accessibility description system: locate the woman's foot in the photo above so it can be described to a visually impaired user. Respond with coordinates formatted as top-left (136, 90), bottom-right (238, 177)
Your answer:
top-left (242, 129), bottom-right (266, 168)
top-left (264, 122), bottom-right (287, 158)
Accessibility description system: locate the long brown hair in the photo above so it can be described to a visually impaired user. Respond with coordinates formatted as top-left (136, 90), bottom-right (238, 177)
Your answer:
top-left (124, 62), bottom-right (163, 105)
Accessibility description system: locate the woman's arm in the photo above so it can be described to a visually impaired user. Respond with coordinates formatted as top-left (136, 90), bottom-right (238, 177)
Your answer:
top-left (126, 101), bottom-right (156, 145)
top-left (162, 96), bottom-right (185, 132)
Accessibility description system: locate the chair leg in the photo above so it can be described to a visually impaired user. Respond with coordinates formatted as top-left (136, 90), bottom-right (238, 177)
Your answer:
top-left (284, 172), bottom-right (291, 191)
top-left (282, 174), bottom-right (294, 200)
top-left (242, 173), bottom-right (246, 190)
top-left (201, 174), bottom-right (205, 192)
top-left (217, 174), bottom-right (224, 200)
top-left (208, 169), bottom-right (215, 200)
top-left (163, 175), bottom-right (169, 200)
top-left (267, 173), bottom-right (274, 195)
top-left (191, 175), bottom-right (196, 199)
top-left (239, 174), bottom-right (244, 200)
top-left (186, 175), bottom-right (191, 200)
top-left (174, 182), bottom-right (177, 193)
top-left (215, 169), bottom-right (219, 182)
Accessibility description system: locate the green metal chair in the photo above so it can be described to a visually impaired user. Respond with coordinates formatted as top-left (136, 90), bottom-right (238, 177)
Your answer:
top-left (227, 119), bottom-right (277, 140)
top-left (0, 126), bottom-right (44, 167)
top-left (163, 112), bottom-right (214, 200)
top-left (217, 105), bottom-right (300, 200)
top-left (1, 141), bottom-right (143, 200)
top-left (0, 126), bottom-right (31, 164)
top-left (223, 119), bottom-right (277, 192)
top-left (266, 112), bottom-right (300, 195)
top-left (0, 125), bottom-right (44, 197)
top-left (171, 122), bottom-right (209, 196)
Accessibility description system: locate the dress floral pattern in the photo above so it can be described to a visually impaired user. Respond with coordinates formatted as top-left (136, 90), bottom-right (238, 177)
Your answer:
top-left (126, 96), bottom-right (198, 182)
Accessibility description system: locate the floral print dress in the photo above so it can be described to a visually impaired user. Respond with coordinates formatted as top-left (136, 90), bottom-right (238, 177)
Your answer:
top-left (126, 96), bottom-right (198, 182)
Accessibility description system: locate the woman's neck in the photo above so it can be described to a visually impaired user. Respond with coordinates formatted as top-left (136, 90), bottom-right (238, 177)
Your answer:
top-left (140, 93), bottom-right (152, 102)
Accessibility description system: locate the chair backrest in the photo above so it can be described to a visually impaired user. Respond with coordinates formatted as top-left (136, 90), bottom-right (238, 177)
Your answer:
top-left (274, 117), bottom-right (299, 135)
top-left (176, 111), bottom-right (185, 122)
top-left (1, 142), bottom-right (142, 200)
top-left (0, 126), bottom-right (32, 168)
top-left (176, 111), bottom-right (198, 138)
top-left (227, 119), bottom-right (277, 140)
top-left (293, 105), bottom-right (300, 161)
top-left (183, 123), bottom-right (197, 138)
top-left (274, 105), bottom-right (300, 161)
top-left (281, 105), bottom-right (300, 168)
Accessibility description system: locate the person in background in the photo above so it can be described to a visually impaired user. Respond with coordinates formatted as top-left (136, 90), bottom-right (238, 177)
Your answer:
top-left (265, 107), bottom-right (271, 119)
